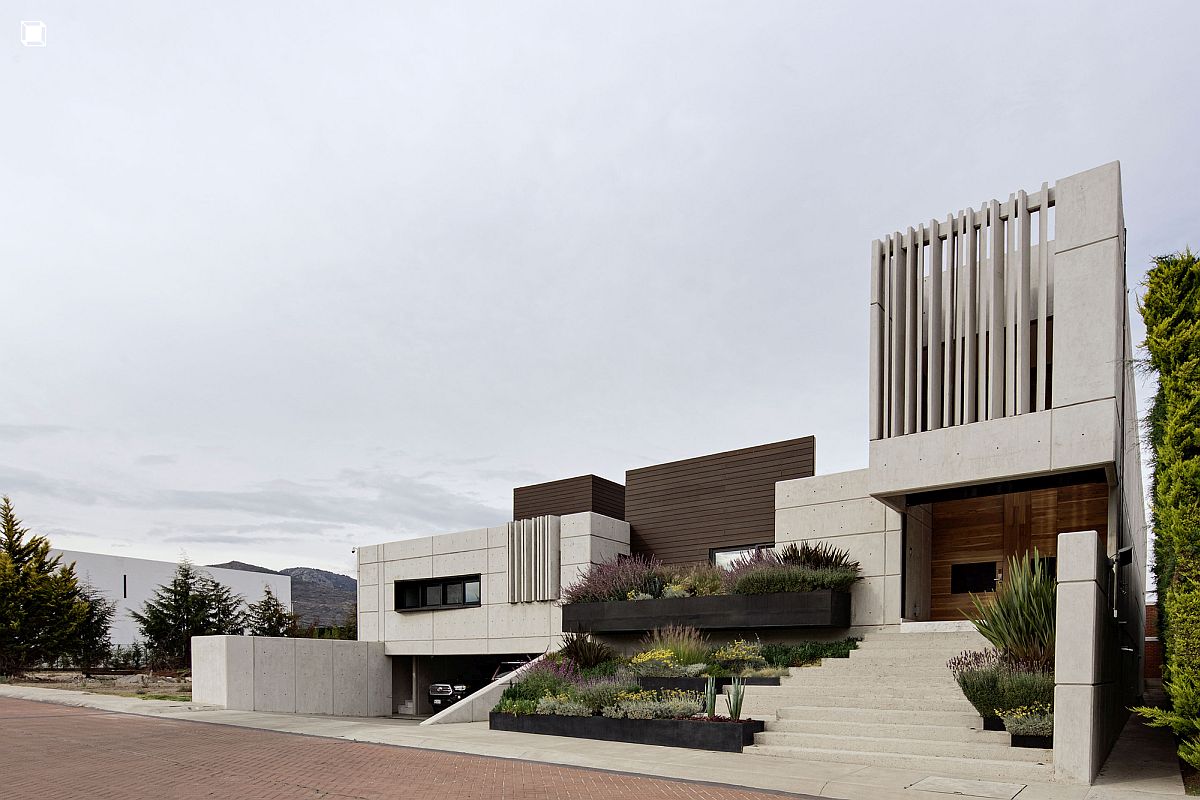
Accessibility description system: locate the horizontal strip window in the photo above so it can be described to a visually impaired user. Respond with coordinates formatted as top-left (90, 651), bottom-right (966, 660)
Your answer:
top-left (395, 574), bottom-right (481, 612)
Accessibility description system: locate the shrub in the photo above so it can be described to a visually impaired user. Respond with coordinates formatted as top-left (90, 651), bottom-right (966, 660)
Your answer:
top-left (493, 697), bottom-right (538, 715)
top-left (641, 625), bottom-right (710, 666)
top-left (948, 649), bottom-right (1054, 718)
top-left (969, 549), bottom-right (1056, 669)
top-left (536, 694), bottom-right (594, 716)
top-left (777, 542), bottom-right (861, 572)
top-left (731, 565), bottom-right (860, 595)
top-left (1000, 703), bottom-right (1054, 737)
top-left (500, 658), bottom-right (578, 703)
top-left (665, 563), bottom-right (726, 597)
top-left (629, 648), bottom-right (677, 675)
top-left (558, 633), bottom-right (616, 669)
top-left (996, 668), bottom-right (1055, 709)
top-left (568, 676), bottom-right (637, 712)
top-left (561, 554), bottom-right (664, 604)
top-left (600, 689), bottom-right (704, 719)
top-left (711, 639), bottom-right (766, 673)
top-left (761, 638), bottom-right (859, 667)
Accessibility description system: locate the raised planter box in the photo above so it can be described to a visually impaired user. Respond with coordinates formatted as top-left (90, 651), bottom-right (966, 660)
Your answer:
top-left (489, 712), bottom-right (765, 752)
top-left (636, 676), bottom-right (781, 692)
top-left (562, 590), bottom-right (851, 633)
top-left (983, 716), bottom-right (1005, 732)
top-left (1011, 733), bottom-right (1053, 749)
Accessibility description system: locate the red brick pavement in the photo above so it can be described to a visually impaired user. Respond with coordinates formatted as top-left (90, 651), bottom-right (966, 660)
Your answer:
top-left (0, 697), bottom-right (808, 799)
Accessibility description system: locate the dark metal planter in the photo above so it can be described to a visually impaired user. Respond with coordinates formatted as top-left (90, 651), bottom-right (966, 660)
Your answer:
top-left (1011, 733), bottom-right (1053, 749)
top-left (636, 676), bottom-right (781, 692)
top-left (488, 712), bottom-right (765, 752)
top-left (982, 716), bottom-right (1005, 731)
top-left (561, 590), bottom-right (851, 633)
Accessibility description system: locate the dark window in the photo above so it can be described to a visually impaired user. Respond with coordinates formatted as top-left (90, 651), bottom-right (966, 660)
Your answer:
top-left (395, 574), bottom-right (483, 612)
top-left (951, 561), bottom-right (997, 594)
top-left (122, 574), bottom-right (127, 599)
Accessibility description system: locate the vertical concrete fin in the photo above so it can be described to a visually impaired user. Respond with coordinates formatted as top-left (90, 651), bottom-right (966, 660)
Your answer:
top-left (927, 220), bottom-right (943, 431)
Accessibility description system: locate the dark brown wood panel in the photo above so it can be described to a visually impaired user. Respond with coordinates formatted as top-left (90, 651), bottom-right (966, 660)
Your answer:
top-left (513, 475), bottom-right (625, 521)
top-left (626, 437), bottom-right (815, 565)
top-left (929, 482), bottom-right (1109, 621)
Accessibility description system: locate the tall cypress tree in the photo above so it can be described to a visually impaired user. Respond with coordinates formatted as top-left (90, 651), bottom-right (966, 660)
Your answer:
top-left (0, 496), bottom-right (87, 674)
top-left (131, 561), bottom-right (247, 669)
top-left (246, 585), bottom-right (299, 637)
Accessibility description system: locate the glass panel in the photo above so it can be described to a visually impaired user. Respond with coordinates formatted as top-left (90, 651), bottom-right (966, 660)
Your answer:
top-left (424, 584), bottom-right (443, 607)
top-left (464, 579), bottom-right (481, 605)
top-left (401, 585), bottom-right (421, 609)
top-left (444, 581), bottom-right (464, 606)
top-left (712, 546), bottom-right (762, 569)
top-left (950, 561), bottom-right (997, 594)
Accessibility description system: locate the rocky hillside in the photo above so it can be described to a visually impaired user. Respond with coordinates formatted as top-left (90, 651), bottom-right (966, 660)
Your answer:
top-left (209, 562), bottom-right (356, 628)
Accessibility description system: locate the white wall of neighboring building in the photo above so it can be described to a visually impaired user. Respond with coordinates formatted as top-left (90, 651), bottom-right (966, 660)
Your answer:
top-left (52, 549), bottom-right (292, 646)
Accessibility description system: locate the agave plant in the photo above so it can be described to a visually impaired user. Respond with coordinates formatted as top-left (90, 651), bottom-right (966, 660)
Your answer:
top-left (968, 549), bottom-right (1056, 669)
top-left (724, 677), bottom-right (746, 721)
top-left (704, 675), bottom-right (718, 719)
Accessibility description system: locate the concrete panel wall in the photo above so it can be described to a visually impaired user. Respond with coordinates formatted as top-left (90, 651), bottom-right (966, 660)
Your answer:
top-left (358, 512), bottom-right (629, 656)
top-left (1054, 530), bottom-right (1126, 784)
top-left (191, 636), bottom-right (392, 717)
top-left (775, 470), bottom-right (902, 626)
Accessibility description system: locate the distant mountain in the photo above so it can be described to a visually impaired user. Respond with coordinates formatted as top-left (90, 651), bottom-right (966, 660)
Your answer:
top-left (208, 562), bottom-right (357, 628)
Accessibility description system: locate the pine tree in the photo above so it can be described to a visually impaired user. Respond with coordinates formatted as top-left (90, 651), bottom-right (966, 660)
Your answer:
top-left (131, 560), bottom-right (247, 669)
top-left (0, 496), bottom-right (87, 675)
top-left (246, 585), bottom-right (299, 637)
top-left (70, 584), bottom-right (116, 675)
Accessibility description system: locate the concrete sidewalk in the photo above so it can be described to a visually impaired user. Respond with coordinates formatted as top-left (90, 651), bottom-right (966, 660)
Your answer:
top-left (0, 684), bottom-right (1183, 800)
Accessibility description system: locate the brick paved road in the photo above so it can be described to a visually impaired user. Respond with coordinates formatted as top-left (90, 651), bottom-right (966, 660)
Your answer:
top-left (1, 697), bottom-right (804, 799)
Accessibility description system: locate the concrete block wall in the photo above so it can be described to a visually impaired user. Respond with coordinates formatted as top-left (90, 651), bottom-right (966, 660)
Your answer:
top-left (192, 635), bottom-right (391, 717)
top-left (1054, 530), bottom-right (1125, 783)
top-left (357, 512), bottom-right (629, 656)
top-left (775, 469), bottom-right (902, 626)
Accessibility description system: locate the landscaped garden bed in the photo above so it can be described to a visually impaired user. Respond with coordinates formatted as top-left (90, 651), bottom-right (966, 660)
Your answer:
top-left (489, 712), bottom-right (765, 752)
top-left (559, 542), bottom-right (860, 633)
top-left (491, 620), bottom-right (859, 752)
top-left (947, 552), bottom-right (1057, 750)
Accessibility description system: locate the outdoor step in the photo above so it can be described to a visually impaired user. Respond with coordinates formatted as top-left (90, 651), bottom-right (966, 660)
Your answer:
top-left (753, 683), bottom-right (962, 700)
top-left (771, 705), bottom-right (982, 726)
top-left (764, 718), bottom-right (1008, 743)
top-left (812, 659), bottom-right (964, 676)
top-left (848, 646), bottom-right (973, 661)
top-left (781, 668), bottom-right (958, 685)
top-left (745, 744), bottom-right (1053, 783)
top-left (741, 693), bottom-right (975, 712)
top-left (753, 730), bottom-right (1048, 762)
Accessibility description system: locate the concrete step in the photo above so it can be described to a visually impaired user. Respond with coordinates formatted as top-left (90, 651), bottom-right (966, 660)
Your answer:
top-left (754, 683), bottom-right (964, 700)
top-left (753, 730), bottom-right (1047, 762)
top-left (764, 718), bottom-right (1008, 743)
top-left (811, 659), bottom-right (964, 677)
top-left (772, 705), bottom-right (982, 726)
top-left (745, 744), bottom-right (1053, 783)
top-left (781, 667), bottom-right (958, 684)
top-left (741, 693), bottom-right (975, 712)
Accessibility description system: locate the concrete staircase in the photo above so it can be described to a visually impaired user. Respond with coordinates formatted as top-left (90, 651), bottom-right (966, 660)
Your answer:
top-left (740, 627), bottom-right (1054, 782)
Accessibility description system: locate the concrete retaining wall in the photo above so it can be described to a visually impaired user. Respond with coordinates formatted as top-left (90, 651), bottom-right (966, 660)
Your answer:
top-left (192, 635), bottom-right (392, 717)
top-left (420, 655), bottom-right (546, 725)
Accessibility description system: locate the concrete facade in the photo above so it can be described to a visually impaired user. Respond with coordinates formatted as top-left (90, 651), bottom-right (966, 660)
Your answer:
top-left (356, 512), bottom-right (629, 656)
top-left (192, 635), bottom-right (391, 717)
top-left (54, 549), bottom-right (291, 646)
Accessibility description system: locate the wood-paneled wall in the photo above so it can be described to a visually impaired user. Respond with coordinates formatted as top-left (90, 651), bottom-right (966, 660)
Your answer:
top-left (513, 475), bottom-right (625, 522)
top-left (626, 437), bottom-right (816, 565)
top-left (929, 482), bottom-right (1109, 620)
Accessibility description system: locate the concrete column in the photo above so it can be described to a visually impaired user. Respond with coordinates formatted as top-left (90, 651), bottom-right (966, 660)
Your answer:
top-left (1054, 529), bottom-right (1118, 783)
top-left (1051, 162), bottom-right (1125, 409)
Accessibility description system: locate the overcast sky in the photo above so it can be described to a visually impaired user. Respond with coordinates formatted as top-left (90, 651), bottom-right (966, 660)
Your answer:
top-left (2, 2), bottom-right (1196, 576)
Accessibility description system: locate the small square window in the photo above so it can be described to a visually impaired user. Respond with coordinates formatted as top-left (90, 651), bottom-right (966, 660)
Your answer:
top-left (444, 581), bottom-right (464, 606)
top-left (464, 579), bottom-right (480, 605)
top-left (424, 584), bottom-right (443, 607)
top-left (401, 585), bottom-right (421, 610)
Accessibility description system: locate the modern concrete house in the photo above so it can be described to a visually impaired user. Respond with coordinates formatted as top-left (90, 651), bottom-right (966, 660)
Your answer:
top-left (55, 549), bottom-right (291, 646)
top-left (194, 162), bottom-right (1144, 785)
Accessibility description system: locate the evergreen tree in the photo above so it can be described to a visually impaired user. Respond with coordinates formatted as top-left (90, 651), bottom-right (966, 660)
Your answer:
top-left (131, 560), bottom-right (247, 669)
top-left (246, 585), bottom-right (299, 637)
top-left (70, 584), bottom-right (116, 675)
top-left (0, 496), bottom-right (87, 674)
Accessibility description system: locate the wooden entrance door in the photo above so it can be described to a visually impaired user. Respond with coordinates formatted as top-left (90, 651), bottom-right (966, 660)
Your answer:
top-left (928, 483), bottom-right (1109, 621)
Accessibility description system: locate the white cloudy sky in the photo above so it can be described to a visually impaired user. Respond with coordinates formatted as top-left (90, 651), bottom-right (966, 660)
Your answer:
top-left (2, 2), bottom-right (1196, 576)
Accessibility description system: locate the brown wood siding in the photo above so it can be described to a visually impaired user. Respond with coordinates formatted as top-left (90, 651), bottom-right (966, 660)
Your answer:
top-left (929, 482), bottom-right (1109, 621)
top-left (513, 475), bottom-right (625, 521)
top-left (625, 437), bottom-right (816, 565)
